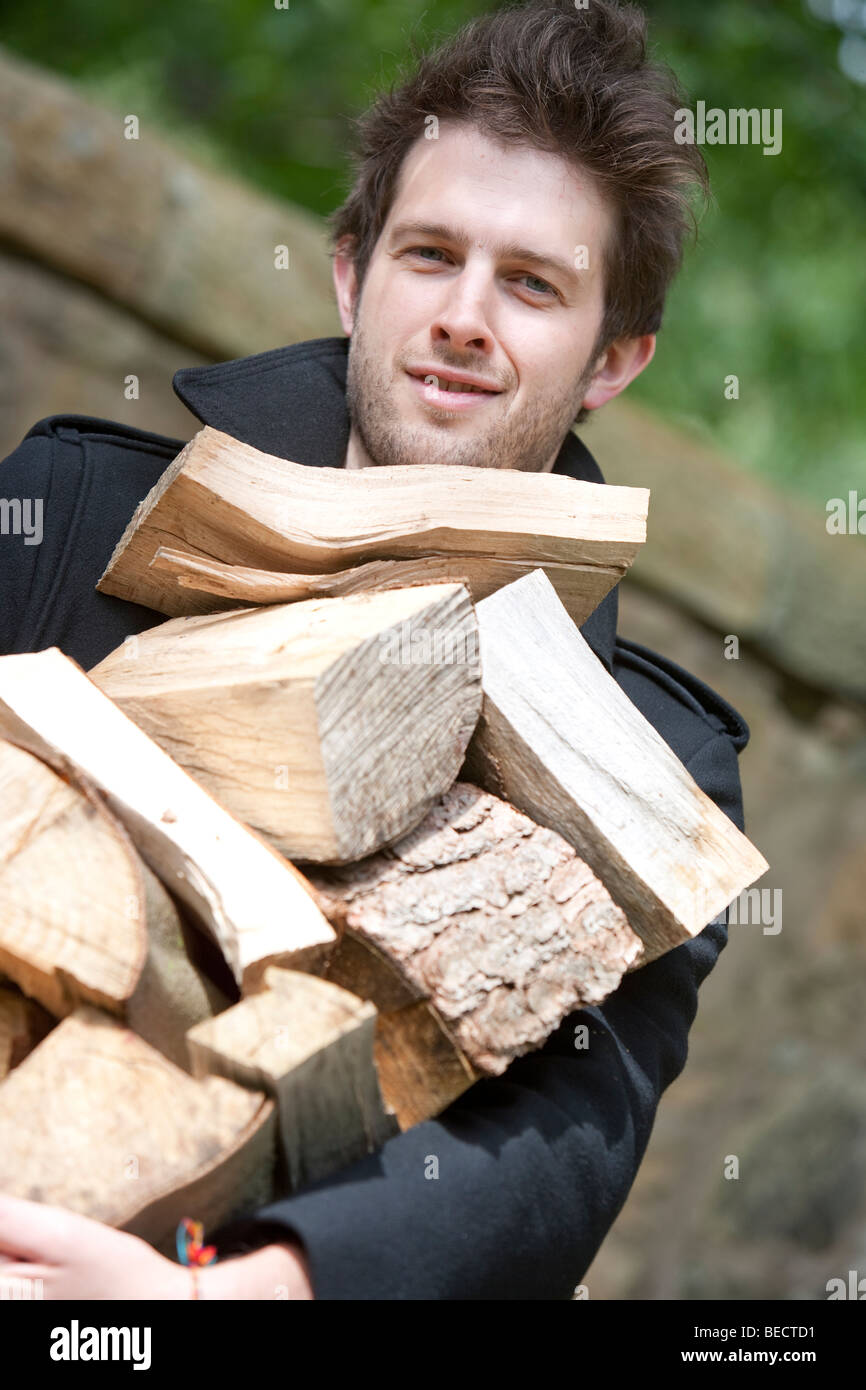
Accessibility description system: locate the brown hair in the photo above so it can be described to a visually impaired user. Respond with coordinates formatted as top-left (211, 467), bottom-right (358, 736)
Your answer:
top-left (329, 0), bottom-right (709, 380)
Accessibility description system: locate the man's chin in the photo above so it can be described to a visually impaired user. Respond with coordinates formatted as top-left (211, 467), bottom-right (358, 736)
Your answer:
top-left (392, 434), bottom-right (499, 470)
top-left (358, 419), bottom-right (486, 470)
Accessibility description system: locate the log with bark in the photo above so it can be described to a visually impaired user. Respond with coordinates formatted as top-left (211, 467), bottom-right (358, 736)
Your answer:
top-left (88, 583), bottom-right (481, 864)
top-left (462, 569), bottom-right (771, 963)
top-left (96, 426), bottom-right (648, 624)
top-left (0, 649), bottom-right (335, 992)
top-left (311, 781), bottom-right (643, 1076)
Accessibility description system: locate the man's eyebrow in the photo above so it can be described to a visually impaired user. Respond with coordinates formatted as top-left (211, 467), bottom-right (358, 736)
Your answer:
top-left (387, 221), bottom-right (583, 287)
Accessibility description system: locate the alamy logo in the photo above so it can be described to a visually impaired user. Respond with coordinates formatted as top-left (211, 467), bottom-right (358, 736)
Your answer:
top-left (826, 1270), bottom-right (866, 1300)
top-left (0, 1275), bottom-right (43, 1299)
top-left (50, 1320), bottom-right (151, 1370)
top-left (378, 620), bottom-right (479, 666)
top-left (701, 886), bottom-right (782, 935)
top-left (0, 497), bottom-right (43, 545)
top-left (674, 102), bottom-right (782, 156)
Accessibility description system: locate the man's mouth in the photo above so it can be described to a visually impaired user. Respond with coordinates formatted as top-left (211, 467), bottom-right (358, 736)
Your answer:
top-left (405, 368), bottom-right (503, 409)
top-left (427, 377), bottom-right (489, 393)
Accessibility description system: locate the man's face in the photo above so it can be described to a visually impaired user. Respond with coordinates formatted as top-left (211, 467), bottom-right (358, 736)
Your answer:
top-left (339, 121), bottom-right (614, 472)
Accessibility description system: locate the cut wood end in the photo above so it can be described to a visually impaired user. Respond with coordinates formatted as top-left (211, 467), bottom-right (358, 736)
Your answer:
top-left (97, 436), bottom-right (197, 593)
top-left (0, 1006), bottom-right (276, 1246)
top-left (188, 967), bottom-right (378, 1074)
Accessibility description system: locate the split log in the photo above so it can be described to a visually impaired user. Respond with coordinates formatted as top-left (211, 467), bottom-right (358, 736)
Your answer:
top-left (0, 737), bottom-right (145, 1017)
top-left (89, 583), bottom-right (481, 864)
top-left (462, 569), bottom-right (771, 963)
top-left (0, 739), bottom-right (229, 1067)
top-left (96, 426), bottom-right (648, 623)
top-left (0, 1007), bottom-right (276, 1254)
top-left (187, 967), bottom-right (399, 1190)
top-left (310, 781), bottom-right (643, 1075)
top-left (0, 649), bottom-right (335, 992)
top-left (0, 984), bottom-right (53, 1078)
top-left (146, 544), bottom-right (640, 625)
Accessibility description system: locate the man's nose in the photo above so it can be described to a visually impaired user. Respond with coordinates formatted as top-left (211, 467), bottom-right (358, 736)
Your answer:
top-left (430, 269), bottom-right (495, 354)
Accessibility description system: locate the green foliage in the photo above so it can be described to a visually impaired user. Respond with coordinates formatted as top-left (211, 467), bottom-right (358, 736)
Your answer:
top-left (3, 0), bottom-right (863, 505)
top-left (637, 0), bottom-right (866, 506)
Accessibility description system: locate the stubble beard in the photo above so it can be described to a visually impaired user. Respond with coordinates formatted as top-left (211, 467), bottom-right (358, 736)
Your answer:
top-left (345, 312), bottom-right (598, 472)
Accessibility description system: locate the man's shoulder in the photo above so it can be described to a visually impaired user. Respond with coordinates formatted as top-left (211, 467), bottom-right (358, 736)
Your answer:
top-left (610, 634), bottom-right (749, 836)
top-left (17, 412), bottom-right (186, 461)
top-left (0, 414), bottom-right (186, 666)
top-left (4, 412), bottom-right (185, 507)
top-left (613, 635), bottom-right (749, 752)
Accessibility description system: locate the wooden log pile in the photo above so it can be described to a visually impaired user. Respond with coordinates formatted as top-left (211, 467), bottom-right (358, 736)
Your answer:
top-left (0, 429), bottom-right (769, 1251)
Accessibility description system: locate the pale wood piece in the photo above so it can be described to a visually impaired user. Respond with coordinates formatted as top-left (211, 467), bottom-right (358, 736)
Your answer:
top-left (0, 1008), bottom-right (276, 1250)
top-left (89, 584), bottom-right (481, 864)
top-left (188, 967), bottom-right (399, 1190)
top-left (310, 781), bottom-right (642, 1075)
top-left (146, 544), bottom-right (639, 624)
top-left (463, 570), bottom-right (771, 963)
top-left (0, 984), bottom-right (53, 1078)
top-left (0, 738), bottom-right (229, 1070)
top-left (0, 649), bottom-right (335, 992)
top-left (0, 738), bottom-right (146, 1016)
top-left (96, 426), bottom-right (648, 622)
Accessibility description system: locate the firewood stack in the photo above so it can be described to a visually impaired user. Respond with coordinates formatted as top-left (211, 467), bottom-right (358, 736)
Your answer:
top-left (0, 427), bottom-right (769, 1255)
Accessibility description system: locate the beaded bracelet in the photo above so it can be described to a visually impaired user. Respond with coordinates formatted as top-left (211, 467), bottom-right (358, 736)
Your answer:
top-left (176, 1217), bottom-right (218, 1300)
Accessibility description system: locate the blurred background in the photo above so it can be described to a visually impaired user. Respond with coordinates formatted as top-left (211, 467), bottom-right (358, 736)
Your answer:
top-left (1, 0), bottom-right (864, 1298)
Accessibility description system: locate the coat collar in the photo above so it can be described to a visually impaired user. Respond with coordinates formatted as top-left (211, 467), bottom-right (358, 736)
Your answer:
top-left (173, 336), bottom-right (618, 671)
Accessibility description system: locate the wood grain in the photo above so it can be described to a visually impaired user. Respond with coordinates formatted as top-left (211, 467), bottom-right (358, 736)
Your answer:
top-left (0, 649), bottom-right (335, 992)
top-left (0, 1008), bottom-right (276, 1249)
top-left (90, 584), bottom-right (482, 864)
top-left (97, 426), bottom-right (648, 624)
top-left (464, 570), bottom-right (771, 962)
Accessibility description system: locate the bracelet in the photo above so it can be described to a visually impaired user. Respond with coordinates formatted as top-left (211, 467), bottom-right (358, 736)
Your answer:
top-left (177, 1217), bottom-right (217, 1302)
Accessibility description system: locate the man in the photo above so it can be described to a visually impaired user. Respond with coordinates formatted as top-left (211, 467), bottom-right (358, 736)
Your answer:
top-left (0, 0), bottom-right (750, 1299)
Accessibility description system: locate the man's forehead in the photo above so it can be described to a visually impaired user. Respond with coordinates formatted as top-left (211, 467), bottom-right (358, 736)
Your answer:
top-left (382, 120), bottom-right (611, 257)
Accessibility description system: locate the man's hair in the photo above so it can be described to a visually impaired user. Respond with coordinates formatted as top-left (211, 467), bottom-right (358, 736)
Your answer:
top-left (329, 0), bottom-right (709, 369)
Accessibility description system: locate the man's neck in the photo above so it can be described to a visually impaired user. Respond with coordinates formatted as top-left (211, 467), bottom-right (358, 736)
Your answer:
top-left (342, 430), bottom-right (373, 470)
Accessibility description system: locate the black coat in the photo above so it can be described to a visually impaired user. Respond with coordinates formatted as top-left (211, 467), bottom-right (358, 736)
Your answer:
top-left (0, 336), bottom-right (750, 1299)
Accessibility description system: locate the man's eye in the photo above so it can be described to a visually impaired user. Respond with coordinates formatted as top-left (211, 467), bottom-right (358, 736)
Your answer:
top-left (520, 273), bottom-right (556, 296)
top-left (408, 246), bottom-right (448, 262)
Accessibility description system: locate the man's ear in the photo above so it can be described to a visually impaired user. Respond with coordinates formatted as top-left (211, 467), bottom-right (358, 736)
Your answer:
top-left (333, 235), bottom-right (359, 335)
top-left (580, 333), bottom-right (656, 412)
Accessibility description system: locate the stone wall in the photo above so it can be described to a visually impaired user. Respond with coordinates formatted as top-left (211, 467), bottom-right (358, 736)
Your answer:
top-left (587, 584), bottom-right (866, 1300)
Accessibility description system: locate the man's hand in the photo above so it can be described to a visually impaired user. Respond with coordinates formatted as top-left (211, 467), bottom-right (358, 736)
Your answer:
top-left (0, 1194), bottom-right (313, 1300)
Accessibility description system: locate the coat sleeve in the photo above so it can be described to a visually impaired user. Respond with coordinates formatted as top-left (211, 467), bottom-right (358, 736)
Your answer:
top-left (210, 727), bottom-right (746, 1299)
